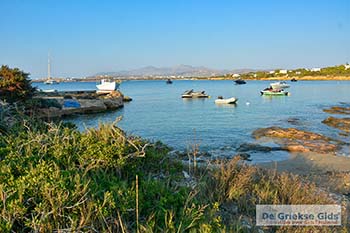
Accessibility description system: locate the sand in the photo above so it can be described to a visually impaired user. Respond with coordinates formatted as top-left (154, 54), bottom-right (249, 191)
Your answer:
top-left (259, 152), bottom-right (350, 194)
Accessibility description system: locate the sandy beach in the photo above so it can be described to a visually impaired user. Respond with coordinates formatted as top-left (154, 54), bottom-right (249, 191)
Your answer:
top-left (259, 152), bottom-right (350, 194)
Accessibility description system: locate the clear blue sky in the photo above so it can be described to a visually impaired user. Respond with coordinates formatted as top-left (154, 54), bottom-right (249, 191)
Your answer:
top-left (0, 0), bottom-right (349, 78)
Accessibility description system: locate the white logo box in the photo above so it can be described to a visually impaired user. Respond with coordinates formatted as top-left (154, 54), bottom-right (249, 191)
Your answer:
top-left (256, 205), bottom-right (341, 226)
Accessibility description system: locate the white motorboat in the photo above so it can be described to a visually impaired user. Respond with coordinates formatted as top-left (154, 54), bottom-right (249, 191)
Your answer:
top-left (39, 89), bottom-right (57, 93)
top-left (215, 96), bottom-right (238, 104)
top-left (270, 81), bottom-right (290, 90)
top-left (44, 79), bottom-right (59, 85)
top-left (96, 79), bottom-right (120, 91)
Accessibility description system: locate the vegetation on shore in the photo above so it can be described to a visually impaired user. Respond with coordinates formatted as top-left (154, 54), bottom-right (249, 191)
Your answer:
top-left (1, 111), bottom-right (346, 232)
top-left (206, 64), bottom-right (350, 80)
top-left (0, 65), bottom-right (35, 103)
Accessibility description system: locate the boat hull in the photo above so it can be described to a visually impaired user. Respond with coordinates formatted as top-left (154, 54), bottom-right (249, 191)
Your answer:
top-left (182, 94), bottom-right (209, 98)
top-left (234, 80), bottom-right (246, 85)
top-left (261, 90), bottom-right (289, 96)
top-left (96, 81), bottom-right (119, 91)
top-left (215, 97), bottom-right (238, 104)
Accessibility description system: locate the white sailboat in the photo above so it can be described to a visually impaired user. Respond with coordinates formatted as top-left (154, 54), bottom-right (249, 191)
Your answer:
top-left (44, 54), bottom-right (59, 85)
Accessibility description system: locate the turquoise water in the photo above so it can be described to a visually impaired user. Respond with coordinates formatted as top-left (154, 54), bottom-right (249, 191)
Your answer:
top-left (34, 80), bottom-right (350, 163)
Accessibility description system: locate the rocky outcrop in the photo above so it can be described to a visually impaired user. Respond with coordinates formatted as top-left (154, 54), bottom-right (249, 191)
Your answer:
top-left (322, 117), bottom-right (350, 133)
top-left (323, 106), bottom-right (350, 115)
top-left (123, 96), bottom-right (133, 102)
top-left (252, 127), bottom-right (341, 154)
top-left (36, 90), bottom-right (126, 118)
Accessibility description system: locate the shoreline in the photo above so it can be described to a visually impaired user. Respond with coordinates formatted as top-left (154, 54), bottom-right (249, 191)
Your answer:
top-left (31, 75), bottom-right (350, 82)
top-left (258, 152), bottom-right (350, 195)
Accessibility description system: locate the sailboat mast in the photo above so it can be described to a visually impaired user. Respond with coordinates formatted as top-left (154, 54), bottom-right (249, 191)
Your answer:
top-left (47, 53), bottom-right (51, 80)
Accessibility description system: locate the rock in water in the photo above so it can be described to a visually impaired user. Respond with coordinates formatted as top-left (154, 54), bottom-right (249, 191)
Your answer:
top-left (237, 143), bottom-right (285, 152)
top-left (234, 152), bottom-right (252, 161)
top-left (323, 106), bottom-right (350, 115)
top-left (322, 117), bottom-right (350, 133)
top-left (252, 127), bottom-right (341, 154)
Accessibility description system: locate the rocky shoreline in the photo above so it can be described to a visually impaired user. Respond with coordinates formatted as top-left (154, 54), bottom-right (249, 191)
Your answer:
top-left (33, 90), bottom-right (131, 118)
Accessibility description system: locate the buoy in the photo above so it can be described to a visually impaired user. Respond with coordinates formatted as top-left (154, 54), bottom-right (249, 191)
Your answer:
top-left (246, 102), bottom-right (250, 105)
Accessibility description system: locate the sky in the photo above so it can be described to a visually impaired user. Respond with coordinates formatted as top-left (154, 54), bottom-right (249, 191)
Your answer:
top-left (0, 0), bottom-right (349, 78)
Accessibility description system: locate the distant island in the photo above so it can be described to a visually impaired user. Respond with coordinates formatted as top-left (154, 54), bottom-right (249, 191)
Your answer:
top-left (32, 63), bottom-right (350, 82)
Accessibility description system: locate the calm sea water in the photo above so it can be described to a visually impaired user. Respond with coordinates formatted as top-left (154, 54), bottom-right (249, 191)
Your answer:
top-left (34, 80), bottom-right (350, 163)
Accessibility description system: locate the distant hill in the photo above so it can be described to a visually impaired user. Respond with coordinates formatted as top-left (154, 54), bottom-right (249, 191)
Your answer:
top-left (95, 65), bottom-right (256, 77)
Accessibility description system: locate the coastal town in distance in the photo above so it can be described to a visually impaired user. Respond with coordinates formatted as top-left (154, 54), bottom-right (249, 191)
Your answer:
top-left (33, 63), bottom-right (350, 82)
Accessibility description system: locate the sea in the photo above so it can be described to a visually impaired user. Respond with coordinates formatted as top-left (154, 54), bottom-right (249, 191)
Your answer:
top-left (34, 80), bottom-right (350, 163)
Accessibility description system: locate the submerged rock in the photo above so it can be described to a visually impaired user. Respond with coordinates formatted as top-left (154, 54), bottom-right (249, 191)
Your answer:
top-left (286, 117), bottom-right (302, 126)
top-left (123, 96), bottom-right (133, 102)
top-left (322, 116), bottom-right (350, 133)
top-left (237, 143), bottom-right (285, 153)
top-left (234, 152), bottom-right (252, 161)
top-left (252, 127), bottom-right (340, 154)
top-left (323, 106), bottom-right (350, 115)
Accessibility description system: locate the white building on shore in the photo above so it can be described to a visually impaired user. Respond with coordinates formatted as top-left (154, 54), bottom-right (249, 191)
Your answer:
top-left (279, 69), bottom-right (288, 74)
top-left (311, 68), bottom-right (321, 72)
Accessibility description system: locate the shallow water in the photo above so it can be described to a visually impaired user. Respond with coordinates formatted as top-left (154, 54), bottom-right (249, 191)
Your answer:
top-left (34, 80), bottom-right (350, 163)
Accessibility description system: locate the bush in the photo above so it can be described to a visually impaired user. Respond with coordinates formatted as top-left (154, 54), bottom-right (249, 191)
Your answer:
top-left (0, 65), bottom-right (35, 103)
top-left (0, 117), bottom-right (347, 232)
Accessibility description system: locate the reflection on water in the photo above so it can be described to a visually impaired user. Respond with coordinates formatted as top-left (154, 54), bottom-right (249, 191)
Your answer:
top-left (36, 80), bottom-right (350, 163)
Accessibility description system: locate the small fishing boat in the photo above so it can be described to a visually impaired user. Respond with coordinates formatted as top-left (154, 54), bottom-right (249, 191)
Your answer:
top-left (291, 78), bottom-right (297, 82)
top-left (270, 81), bottom-right (290, 89)
top-left (234, 79), bottom-right (246, 85)
top-left (96, 79), bottom-right (120, 91)
top-left (181, 89), bottom-right (209, 98)
top-left (166, 79), bottom-right (173, 84)
top-left (215, 96), bottom-right (238, 104)
top-left (260, 87), bottom-right (289, 96)
top-left (40, 89), bottom-right (57, 93)
top-left (44, 79), bottom-right (59, 85)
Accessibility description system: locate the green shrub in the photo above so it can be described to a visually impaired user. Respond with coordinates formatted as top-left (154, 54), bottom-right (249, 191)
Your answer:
top-left (0, 65), bottom-right (35, 103)
top-left (0, 118), bottom-right (347, 232)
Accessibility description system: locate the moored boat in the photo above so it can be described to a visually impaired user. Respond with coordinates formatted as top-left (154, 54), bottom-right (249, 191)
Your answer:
top-left (270, 81), bottom-right (290, 89)
top-left (215, 96), bottom-right (238, 104)
top-left (40, 89), bottom-right (58, 93)
top-left (291, 78), bottom-right (297, 82)
top-left (260, 87), bottom-right (289, 96)
top-left (234, 79), bottom-right (246, 85)
top-left (96, 79), bottom-right (120, 92)
top-left (166, 79), bottom-right (173, 84)
top-left (181, 89), bottom-right (209, 98)
top-left (44, 79), bottom-right (59, 85)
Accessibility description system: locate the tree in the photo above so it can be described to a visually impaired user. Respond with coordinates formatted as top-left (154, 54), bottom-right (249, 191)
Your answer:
top-left (0, 65), bottom-right (35, 103)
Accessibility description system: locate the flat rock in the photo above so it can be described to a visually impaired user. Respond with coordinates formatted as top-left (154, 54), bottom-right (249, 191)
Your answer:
top-left (237, 143), bottom-right (285, 152)
top-left (252, 127), bottom-right (340, 154)
top-left (286, 117), bottom-right (302, 126)
top-left (323, 106), bottom-right (350, 115)
top-left (322, 116), bottom-right (350, 133)
top-left (36, 90), bottom-right (125, 118)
